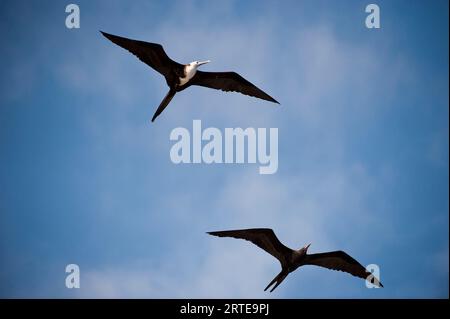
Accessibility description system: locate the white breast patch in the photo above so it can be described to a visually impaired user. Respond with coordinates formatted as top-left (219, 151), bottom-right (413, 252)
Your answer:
top-left (179, 64), bottom-right (197, 86)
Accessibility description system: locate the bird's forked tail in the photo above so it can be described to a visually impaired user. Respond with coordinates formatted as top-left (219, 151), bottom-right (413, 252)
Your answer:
top-left (151, 88), bottom-right (176, 122)
top-left (264, 270), bottom-right (288, 293)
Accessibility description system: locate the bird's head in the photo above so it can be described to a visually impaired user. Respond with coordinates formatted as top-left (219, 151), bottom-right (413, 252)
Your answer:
top-left (190, 60), bottom-right (211, 69)
top-left (301, 243), bottom-right (311, 253)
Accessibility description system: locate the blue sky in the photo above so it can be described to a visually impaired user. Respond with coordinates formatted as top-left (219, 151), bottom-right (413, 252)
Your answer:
top-left (0, 0), bottom-right (448, 298)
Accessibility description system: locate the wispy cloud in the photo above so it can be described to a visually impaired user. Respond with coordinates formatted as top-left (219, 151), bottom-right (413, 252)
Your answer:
top-left (1, 0), bottom-right (447, 298)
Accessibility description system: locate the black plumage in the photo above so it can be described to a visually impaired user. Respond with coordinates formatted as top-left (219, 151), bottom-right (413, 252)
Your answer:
top-left (208, 228), bottom-right (383, 292)
top-left (101, 31), bottom-right (279, 122)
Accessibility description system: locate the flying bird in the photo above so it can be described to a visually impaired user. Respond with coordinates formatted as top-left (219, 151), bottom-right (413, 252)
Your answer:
top-left (100, 31), bottom-right (279, 122)
top-left (208, 228), bottom-right (383, 292)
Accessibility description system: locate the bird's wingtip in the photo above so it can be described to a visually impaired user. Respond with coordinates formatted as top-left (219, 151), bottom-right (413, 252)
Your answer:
top-left (100, 31), bottom-right (113, 39)
top-left (207, 231), bottom-right (221, 237)
top-left (100, 31), bottom-right (110, 39)
top-left (271, 98), bottom-right (280, 105)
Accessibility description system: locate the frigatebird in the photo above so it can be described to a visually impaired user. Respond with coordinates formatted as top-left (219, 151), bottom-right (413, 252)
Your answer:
top-left (100, 31), bottom-right (279, 122)
top-left (208, 228), bottom-right (383, 292)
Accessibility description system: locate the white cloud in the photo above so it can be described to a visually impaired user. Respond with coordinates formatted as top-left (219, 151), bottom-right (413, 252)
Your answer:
top-left (76, 158), bottom-right (387, 298)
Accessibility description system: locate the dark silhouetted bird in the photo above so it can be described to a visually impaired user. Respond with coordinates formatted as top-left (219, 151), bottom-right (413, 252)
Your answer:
top-left (208, 228), bottom-right (383, 292)
top-left (101, 31), bottom-right (279, 122)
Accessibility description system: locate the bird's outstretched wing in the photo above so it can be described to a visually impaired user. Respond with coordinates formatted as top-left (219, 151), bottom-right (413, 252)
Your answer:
top-left (304, 251), bottom-right (383, 287)
top-left (191, 71), bottom-right (279, 104)
top-left (100, 31), bottom-right (183, 81)
top-left (208, 228), bottom-right (292, 266)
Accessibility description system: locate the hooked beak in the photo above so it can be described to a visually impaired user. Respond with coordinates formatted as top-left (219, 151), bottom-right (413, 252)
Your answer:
top-left (198, 60), bottom-right (210, 66)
